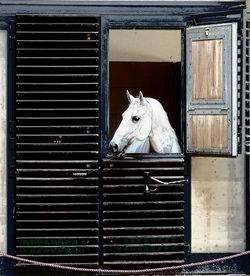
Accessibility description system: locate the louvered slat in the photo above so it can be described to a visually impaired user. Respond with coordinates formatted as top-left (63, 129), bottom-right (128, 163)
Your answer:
top-left (15, 15), bottom-right (100, 268)
top-left (102, 157), bottom-right (186, 269)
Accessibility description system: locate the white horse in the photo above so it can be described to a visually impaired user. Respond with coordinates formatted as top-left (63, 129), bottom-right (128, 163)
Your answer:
top-left (109, 91), bottom-right (181, 155)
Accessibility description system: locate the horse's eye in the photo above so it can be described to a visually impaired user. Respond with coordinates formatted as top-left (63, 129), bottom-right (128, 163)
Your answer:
top-left (132, 116), bottom-right (140, 122)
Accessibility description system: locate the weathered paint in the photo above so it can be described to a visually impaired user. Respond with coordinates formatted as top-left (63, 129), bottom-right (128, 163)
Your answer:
top-left (191, 155), bottom-right (246, 252)
top-left (0, 30), bottom-right (7, 253)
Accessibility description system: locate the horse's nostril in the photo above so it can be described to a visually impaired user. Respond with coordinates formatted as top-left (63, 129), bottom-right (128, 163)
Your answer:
top-left (109, 142), bottom-right (118, 153)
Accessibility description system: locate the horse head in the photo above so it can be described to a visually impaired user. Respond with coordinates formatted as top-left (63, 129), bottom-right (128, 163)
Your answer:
top-left (109, 90), bottom-right (152, 155)
top-left (109, 90), bottom-right (181, 155)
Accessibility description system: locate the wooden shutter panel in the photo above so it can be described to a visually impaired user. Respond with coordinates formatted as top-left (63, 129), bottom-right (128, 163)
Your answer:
top-left (186, 23), bottom-right (238, 156)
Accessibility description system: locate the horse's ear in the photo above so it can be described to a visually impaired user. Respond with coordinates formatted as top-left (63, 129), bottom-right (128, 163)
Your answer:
top-left (126, 90), bottom-right (135, 103)
top-left (139, 91), bottom-right (146, 105)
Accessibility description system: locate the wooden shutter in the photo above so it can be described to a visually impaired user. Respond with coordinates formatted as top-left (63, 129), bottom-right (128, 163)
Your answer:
top-left (186, 23), bottom-right (238, 156)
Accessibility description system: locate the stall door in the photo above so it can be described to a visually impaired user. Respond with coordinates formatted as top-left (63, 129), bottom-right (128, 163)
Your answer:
top-left (102, 157), bottom-right (186, 270)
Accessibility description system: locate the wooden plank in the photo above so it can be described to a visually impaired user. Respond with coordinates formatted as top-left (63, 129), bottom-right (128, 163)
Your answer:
top-left (192, 39), bottom-right (223, 100)
top-left (189, 115), bottom-right (227, 149)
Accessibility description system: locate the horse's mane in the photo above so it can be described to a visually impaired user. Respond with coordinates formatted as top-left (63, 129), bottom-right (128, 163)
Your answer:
top-left (145, 97), bottom-right (180, 153)
top-left (146, 97), bottom-right (175, 134)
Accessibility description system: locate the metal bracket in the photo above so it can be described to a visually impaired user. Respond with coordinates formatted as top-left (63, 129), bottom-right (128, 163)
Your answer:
top-left (8, 20), bottom-right (16, 50)
top-left (205, 27), bottom-right (210, 36)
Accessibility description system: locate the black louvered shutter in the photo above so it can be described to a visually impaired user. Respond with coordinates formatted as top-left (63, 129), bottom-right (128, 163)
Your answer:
top-left (102, 157), bottom-right (186, 269)
top-left (15, 15), bottom-right (100, 268)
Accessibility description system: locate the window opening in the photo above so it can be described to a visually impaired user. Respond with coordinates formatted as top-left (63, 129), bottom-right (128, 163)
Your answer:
top-left (108, 29), bottom-right (182, 156)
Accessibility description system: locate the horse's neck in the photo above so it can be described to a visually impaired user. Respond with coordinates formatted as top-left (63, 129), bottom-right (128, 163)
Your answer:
top-left (125, 138), bottom-right (150, 153)
top-left (147, 99), bottom-right (181, 154)
top-left (149, 124), bottom-right (181, 153)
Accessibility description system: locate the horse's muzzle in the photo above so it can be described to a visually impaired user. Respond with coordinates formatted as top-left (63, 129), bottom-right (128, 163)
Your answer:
top-left (109, 141), bottom-right (119, 154)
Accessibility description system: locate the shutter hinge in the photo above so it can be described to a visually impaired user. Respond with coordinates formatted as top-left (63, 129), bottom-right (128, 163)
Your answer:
top-left (8, 20), bottom-right (15, 50)
top-left (8, 34), bottom-right (15, 50)
top-left (184, 243), bottom-right (191, 257)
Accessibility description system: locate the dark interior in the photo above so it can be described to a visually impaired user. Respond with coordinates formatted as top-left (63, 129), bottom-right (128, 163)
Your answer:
top-left (109, 61), bottom-right (182, 144)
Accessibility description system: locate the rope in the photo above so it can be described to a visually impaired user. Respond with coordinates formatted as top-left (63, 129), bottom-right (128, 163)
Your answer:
top-left (1, 250), bottom-right (250, 274)
top-left (150, 177), bottom-right (188, 185)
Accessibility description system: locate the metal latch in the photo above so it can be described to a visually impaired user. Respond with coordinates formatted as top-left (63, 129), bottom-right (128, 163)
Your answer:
top-left (205, 27), bottom-right (210, 36)
top-left (144, 172), bottom-right (157, 194)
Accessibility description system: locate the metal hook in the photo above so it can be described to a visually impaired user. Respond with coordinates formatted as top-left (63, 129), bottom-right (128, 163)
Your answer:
top-left (144, 172), bottom-right (150, 194)
top-left (144, 172), bottom-right (157, 194)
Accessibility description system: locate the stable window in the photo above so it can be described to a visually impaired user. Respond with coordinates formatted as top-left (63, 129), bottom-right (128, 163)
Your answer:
top-left (108, 24), bottom-right (238, 157)
top-left (108, 29), bottom-right (183, 155)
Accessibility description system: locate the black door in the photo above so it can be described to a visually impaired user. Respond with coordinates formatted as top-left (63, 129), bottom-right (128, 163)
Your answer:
top-left (14, 14), bottom-right (187, 272)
